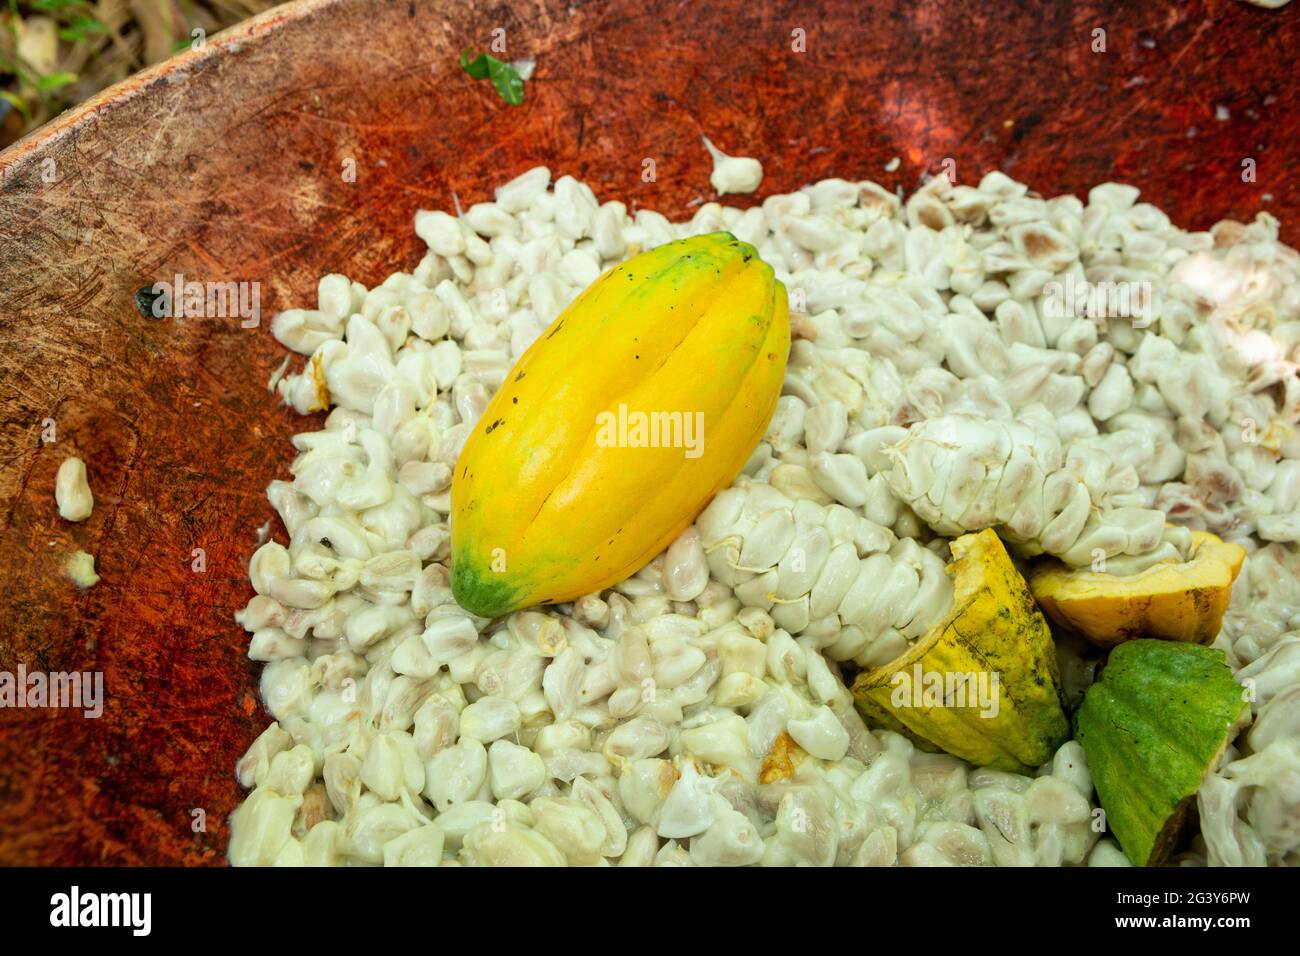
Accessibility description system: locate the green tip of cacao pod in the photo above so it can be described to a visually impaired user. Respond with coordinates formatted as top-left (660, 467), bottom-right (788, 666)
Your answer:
top-left (451, 553), bottom-right (522, 619)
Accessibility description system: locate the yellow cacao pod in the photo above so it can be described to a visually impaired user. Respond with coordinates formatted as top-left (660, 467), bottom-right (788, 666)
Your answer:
top-left (1029, 529), bottom-right (1246, 648)
top-left (851, 530), bottom-right (1071, 774)
top-left (451, 232), bottom-right (790, 618)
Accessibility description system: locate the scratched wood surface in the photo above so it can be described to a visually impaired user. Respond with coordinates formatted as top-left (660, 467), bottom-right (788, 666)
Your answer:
top-left (0, 0), bottom-right (1295, 865)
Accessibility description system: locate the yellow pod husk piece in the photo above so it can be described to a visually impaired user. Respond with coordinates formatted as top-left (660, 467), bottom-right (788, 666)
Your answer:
top-left (451, 232), bottom-right (790, 618)
top-left (850, 529), bottom-right (1070, 774)
top-left (1029, 530), bottom-right (1246, 649)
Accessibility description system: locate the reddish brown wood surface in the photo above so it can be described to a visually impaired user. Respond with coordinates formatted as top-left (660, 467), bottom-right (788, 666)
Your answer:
top-left (0, 0), bottom-right (1296, 866)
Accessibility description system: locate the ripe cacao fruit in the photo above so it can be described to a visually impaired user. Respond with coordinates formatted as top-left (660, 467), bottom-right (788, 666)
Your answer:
top-left (451, 232), bottom-right (790, 618)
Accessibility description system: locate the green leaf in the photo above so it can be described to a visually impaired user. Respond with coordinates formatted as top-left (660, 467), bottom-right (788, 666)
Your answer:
top-left (58, 15), bottom-right (106, 42)
top-left (460, 49), bottom-right (490, 79)
top-left (0, 89), bottom-right (31, 121)
top-left (35, 72), bottom-right (78, 92)
top-left (487, 59), bottom-right (524, 106)
top-left (460, 49), bottom-right (524, 105)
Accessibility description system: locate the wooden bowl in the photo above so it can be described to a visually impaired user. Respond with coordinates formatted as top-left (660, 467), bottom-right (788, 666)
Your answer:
top-left (0, 0), bottom-right (1295, 865)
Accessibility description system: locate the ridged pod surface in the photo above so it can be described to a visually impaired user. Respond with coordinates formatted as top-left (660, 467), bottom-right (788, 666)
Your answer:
top-left (452, 232), bottom-right (789, 618)
top-left (1074, 640), bottom-right (1249, 865)
top-left (851, 529), bottom-right (1070, 774)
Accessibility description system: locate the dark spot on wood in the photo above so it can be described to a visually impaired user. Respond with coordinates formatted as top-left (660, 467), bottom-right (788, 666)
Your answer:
top-left (1011, 111), bottom-right (1043, 143)
top-left (134, 285), bottom-right (166, 319)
